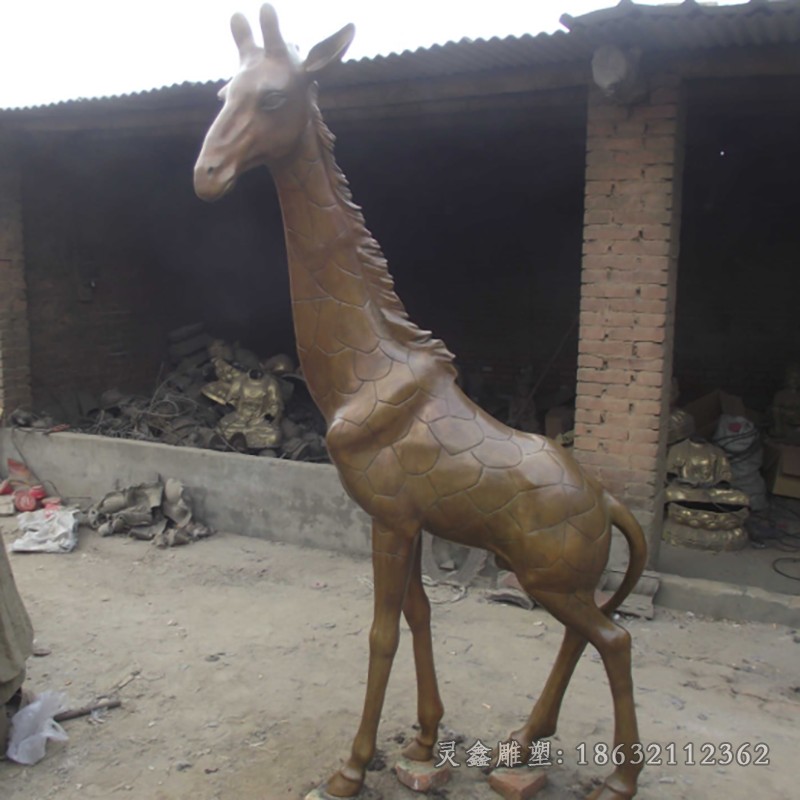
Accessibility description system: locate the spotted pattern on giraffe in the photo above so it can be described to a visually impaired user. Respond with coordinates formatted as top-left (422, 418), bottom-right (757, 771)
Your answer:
top-left (364, 446), bottom-right (407, 497)
top-left (472, 437), bottom-right (524, 469)
top-left (330, 382), bottom-right (373, 425)
top-left (364, 404), bottom-right (416, 450)
top-left (392, 425), bottom-right (441, 476)
top-left (428, 416), bottom-right (486, 456)
top-left (425, 448), bottom-right (483, 498)
top-left (318, 265), bottom-right (368, 307)
top-left (375, 361), bottom-right (418, 406)
top-left (334, 303), bottom-right (380, 353)
top-left (353, 347), bottom-right (393, 381)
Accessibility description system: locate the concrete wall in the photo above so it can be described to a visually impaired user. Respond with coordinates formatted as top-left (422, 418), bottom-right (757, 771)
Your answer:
top-left (0, 429), bottom-right (372, 555)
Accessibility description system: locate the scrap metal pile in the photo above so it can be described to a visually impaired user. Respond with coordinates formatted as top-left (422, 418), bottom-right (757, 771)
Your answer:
top-left (87, 478), bottom-right (212, 548)
top-left (14, 325), bottom-right (328, 462)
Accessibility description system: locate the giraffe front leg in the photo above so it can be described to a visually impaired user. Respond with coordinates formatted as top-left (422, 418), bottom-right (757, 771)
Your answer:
top-left (400, 535), bottom-right (444, 763)
top-left (325, 522), bottom-right (417, 798)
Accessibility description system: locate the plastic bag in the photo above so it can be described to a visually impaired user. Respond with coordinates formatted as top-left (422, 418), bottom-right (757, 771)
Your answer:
top-left (6, 691), bottom-right (69, 764)
top-left (12, 508), bottom-right (79, 553)
top-left (713, 414), bottom-right (768, 511)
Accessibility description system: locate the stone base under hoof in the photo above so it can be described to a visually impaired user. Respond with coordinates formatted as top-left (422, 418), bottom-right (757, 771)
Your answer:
top-left (488, 767), bottom-right (548, 800)
top-left (304, 785), bottom-right (382, 800)
top-left (394, 756), bottom-right (452, 792)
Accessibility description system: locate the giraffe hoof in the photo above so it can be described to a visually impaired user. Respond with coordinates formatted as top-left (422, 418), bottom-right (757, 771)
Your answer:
top-left (586, 781), bottom-right (635, 800)
top-left (324, 769), bottom-right (364, 798)
top-left (507, 728), bottom-right (533, 755)
top-left (483, 732), bottom-right (532, 772)
top-left (401, 737), bottom-right (434, 762)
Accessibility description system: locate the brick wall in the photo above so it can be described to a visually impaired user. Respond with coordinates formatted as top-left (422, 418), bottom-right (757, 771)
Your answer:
top-left (573, 74), bottom-right (685, 560)
top-left (21, 137), bottom-right (186, 407)
top-left (21, 134), bottom-right (292, 412)
top-left (0, 136), bottom-right (33, 416)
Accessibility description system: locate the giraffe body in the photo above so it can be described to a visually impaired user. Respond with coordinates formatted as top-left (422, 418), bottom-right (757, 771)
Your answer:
top-left (329, 382), bottom-right (612, 594)
top-left (194, 7), bottom-right (648, 799)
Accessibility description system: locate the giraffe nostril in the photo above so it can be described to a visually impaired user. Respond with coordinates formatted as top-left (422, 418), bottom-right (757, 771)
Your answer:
top-left (206, 165), bottom-right (215, 175)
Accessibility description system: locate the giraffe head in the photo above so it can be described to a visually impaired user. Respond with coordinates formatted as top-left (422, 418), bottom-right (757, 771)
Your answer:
top-left (194, 4), bottom-right (354, 201)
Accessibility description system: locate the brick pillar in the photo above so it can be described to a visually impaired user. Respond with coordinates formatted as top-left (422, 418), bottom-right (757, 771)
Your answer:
top-left (573, 74), bottom-right (685, 568)
top-left (0, 135), bottom-right (33, 418)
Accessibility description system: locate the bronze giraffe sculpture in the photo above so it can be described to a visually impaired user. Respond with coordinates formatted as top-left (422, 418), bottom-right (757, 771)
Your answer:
top-left (194, 7), bottom-right (647, 799)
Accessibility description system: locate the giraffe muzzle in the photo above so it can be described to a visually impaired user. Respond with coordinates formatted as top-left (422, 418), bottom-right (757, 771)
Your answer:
top-left (193, 159), bottom-right (237, 202)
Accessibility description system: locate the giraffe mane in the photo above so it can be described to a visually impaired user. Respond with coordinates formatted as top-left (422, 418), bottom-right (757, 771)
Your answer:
top-left (311, 103), bottom-right (457, 376)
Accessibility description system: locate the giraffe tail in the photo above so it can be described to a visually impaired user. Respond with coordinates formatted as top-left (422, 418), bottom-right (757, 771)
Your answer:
top-left (599, 492), bottom-right (648, 616)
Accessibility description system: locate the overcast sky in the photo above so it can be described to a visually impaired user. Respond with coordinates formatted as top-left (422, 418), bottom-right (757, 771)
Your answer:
top-left (0, 1), bottom-right (743, 108)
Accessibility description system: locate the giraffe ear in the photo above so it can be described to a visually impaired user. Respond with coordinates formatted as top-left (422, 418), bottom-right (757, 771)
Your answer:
top-left (304, 23), bottom-right (355, 75)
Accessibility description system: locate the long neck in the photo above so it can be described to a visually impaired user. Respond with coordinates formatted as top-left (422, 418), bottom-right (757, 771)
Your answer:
top-left (270, 108), bottom-right (454, 421)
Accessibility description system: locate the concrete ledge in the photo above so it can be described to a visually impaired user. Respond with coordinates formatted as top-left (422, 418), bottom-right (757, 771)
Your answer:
top-left (656, 572), bottom-right (800, 626)
top-left (0, 429), bottom-right (372, 555)
top-left (3, 429), bottom-right (798, 626)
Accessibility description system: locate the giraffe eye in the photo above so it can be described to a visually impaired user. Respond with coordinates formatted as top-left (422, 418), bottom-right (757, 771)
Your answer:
top-left (260, 91), bottom-right (287, 111)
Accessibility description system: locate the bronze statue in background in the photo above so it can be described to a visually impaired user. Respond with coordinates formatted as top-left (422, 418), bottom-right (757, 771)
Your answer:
top-left (217, 367), bottom-right (284, 449)
top-left (202, 339), bottom-right (241, 405)
top-left (203, 340), bottom-right (287, 449)
top-left (194, 7), bottom-right (647, 799)
top-left (664, 440), bottom-right (749, 551)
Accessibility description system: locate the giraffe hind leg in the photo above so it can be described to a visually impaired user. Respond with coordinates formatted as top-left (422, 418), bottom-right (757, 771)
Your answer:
top-left (521, 587), bottom-right (642, 800)
top-left (508, 625), bottom-right (588, 753)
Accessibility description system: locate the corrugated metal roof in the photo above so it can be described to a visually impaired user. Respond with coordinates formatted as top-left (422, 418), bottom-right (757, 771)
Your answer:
top-left (327, 1), bottom-right (800, 88)
top-left (325, 30), bottom-right (592, 88)
top-left (561, 0), bottom-right (800, 50)
top-left (1, 1), bottom-right (798, 114)
top-left (0, 30), bottom-right (589, 115)
top-left (0, 80), bottom-right (225, 114)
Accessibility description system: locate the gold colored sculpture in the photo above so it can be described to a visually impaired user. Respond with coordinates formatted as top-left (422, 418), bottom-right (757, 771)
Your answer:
top-left (666, 438), bottom-right (732, 487)
top-left (194, 7), bottom-right (647, 799)
top-left (202, 339), bottom-right (242, 405)
top-left (202, 340), bottom-right (286, 449)
top-left (218, 367), bottom-right (284, 449)
top-left (664, 440), bottom-right (749, 551)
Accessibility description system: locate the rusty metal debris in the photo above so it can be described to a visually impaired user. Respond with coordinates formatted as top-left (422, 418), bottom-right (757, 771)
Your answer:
top-left (13, 327), bottom-right (328, 462)
top-left (486, 570), bottom-right (535, 610)
top-left (421, 532), bottom-right (486, 586)
top-left (87, 478), bottom-right (212, 548)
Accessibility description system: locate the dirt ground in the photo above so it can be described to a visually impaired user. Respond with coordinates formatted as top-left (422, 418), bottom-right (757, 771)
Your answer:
top-left (1, 518), bottom-right (797, 800)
